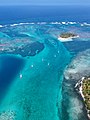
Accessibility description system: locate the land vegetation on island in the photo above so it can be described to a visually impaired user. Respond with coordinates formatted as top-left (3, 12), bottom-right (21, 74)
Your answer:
top-left (82, 77), bottom-right (90, 111)
top-left (75, 76), bottom-right (90, 119)
top-left (60, 32), bottom-right (78, 38)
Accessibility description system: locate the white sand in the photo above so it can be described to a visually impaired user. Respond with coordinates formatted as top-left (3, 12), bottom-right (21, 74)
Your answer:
top-left (58, 36), bottom-right (79, 42)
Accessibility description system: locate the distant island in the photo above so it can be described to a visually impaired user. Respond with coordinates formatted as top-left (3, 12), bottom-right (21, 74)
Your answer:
top-left (58, 32), bottom-right (79, 42)
top-left (60, 33), bottom-right (78, 38)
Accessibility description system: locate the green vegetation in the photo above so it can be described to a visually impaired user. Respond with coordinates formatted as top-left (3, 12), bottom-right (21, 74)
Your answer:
top-left (82, 77), bottom-right (90, 110)
top-left (60, 33), bottom-right (77, 38)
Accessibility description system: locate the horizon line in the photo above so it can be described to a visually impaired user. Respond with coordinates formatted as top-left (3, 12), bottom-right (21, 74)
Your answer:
top-left (0, 3), bottom-right (90, 6)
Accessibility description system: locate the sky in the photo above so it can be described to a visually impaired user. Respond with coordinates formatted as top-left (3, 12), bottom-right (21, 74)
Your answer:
top-left (0, 0), bottom-right (90, 5)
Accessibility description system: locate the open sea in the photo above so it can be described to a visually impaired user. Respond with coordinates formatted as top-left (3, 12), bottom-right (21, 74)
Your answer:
top-left (0, 5), bottom-right (90, 24)
top-left (0, 5), bottom-right (90, 120)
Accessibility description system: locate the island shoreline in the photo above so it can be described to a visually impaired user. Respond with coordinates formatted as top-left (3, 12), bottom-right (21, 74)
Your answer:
top-left (75, 77), bottom-right (90, 119)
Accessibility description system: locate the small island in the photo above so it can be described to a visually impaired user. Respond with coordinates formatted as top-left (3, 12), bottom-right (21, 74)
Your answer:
top-left (58, 32), bottom-right (79, 42)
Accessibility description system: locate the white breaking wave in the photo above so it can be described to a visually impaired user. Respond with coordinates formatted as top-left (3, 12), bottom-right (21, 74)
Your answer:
top-left (0, 25), bottom-right (3, 27)
top-left (0, 21), bottom-right (90, 29)
top-left (83, 22), bottom-right (90, 26)
top-left (10, 24), bottom-right (19, 27)
top-left (50, 22), bottom-right (61, 24)
top-left (67, 22), bottom-right (77, 24)
top-left (10, 22), bottom-right (35, 27)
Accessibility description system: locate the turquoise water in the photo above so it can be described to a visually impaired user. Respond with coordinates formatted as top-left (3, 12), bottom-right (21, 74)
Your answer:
top-left (0, 22), bottom-right (90, 120)
top-left (0, 23), bottom-right (71, 120)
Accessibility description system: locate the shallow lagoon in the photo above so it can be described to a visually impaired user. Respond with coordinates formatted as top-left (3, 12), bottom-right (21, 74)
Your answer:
top-left (0, 22), bottom-right (90, 120)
